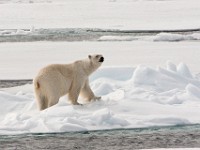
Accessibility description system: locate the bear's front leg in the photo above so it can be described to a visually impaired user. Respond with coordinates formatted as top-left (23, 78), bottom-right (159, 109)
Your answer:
top-left (68, 80), bottom-right (82, 105)
top-left (80, 79), bottom-right (101, 102)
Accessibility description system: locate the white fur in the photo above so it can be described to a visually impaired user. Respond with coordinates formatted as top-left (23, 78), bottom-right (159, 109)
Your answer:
top-left (33, 54), bottom-right (104, 110)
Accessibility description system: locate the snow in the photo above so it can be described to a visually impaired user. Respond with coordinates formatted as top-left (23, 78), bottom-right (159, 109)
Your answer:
top-left (1, 61), bottom-right (200, 134)
top-left (0, 0), bottom-right (200, 30)
top-left (0, 41), bottom-right (200, 79)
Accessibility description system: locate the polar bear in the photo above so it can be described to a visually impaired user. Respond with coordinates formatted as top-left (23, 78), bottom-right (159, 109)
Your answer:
top-left (33, 54), bottom-right (104, 110)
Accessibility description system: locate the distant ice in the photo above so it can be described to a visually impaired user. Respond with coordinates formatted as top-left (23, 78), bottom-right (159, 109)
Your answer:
top-left (153, 33), bottom-right (200, 42)
top-left (98, 36), bottom-right (137, 41)
top-left (98, 33), bottom-right (200, 42)
top-left (0, 27), bottom-right (34, 36)
top-left (0, 0), bottom-right (200, 30)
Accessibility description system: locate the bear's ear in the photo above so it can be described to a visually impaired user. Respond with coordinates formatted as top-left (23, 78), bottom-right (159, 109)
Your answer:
top-left (88, 55), bottom-right (92, 59)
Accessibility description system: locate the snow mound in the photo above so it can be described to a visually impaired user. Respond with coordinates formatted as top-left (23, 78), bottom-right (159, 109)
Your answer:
top-left (1, 62), bottom-right (200, 135)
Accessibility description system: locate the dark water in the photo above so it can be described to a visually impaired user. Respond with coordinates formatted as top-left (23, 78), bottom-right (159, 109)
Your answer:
top-left (1, 124), bottom-right (200, 150)
top-left (0, 28), bottom-right (200, 42)
top-left (0, 80), bottom-right (32, 88)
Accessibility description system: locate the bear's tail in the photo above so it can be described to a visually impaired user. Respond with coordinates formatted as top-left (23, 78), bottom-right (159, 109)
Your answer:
top-left (34, 80), bottom-right (40, 89)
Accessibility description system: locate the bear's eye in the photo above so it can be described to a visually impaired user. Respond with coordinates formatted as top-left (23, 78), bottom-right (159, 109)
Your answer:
top-left (96, 55), bottom-right (99, 58)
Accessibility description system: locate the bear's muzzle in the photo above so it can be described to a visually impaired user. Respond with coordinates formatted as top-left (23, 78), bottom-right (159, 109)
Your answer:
top-left (99, 57), bottom-right (104, 62)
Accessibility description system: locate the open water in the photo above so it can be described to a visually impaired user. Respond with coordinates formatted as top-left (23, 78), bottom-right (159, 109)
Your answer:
top-left (0, 124), bottom-right (200, 150)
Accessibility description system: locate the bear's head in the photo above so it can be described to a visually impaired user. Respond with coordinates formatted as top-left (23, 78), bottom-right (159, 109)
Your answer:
top-left (88, 54), bottom-right (104, 66)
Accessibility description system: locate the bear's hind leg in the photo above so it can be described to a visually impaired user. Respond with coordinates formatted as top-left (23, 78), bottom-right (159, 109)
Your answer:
top-left (38, 96), bottom-right (48, 110)
top-left (47, 96), bottom-right (60, 108)
top-left (35, 92), bottom-right (48, 110)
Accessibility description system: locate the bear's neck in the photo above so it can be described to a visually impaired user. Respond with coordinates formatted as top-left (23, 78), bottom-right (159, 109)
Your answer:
top-left (83, 59), bottom-right (100, 76)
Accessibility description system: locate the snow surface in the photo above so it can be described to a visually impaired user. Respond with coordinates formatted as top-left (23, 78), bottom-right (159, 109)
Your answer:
top-left (1, 41), bottom-right (200, 79)
top-left (0, 0), bottom-right (200, 30)
top-left (1, 62), bottom-right (200, 134)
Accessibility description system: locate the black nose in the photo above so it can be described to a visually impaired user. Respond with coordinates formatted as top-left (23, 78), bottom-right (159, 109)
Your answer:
top-left (99, 57), bottom-right (104, 62)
